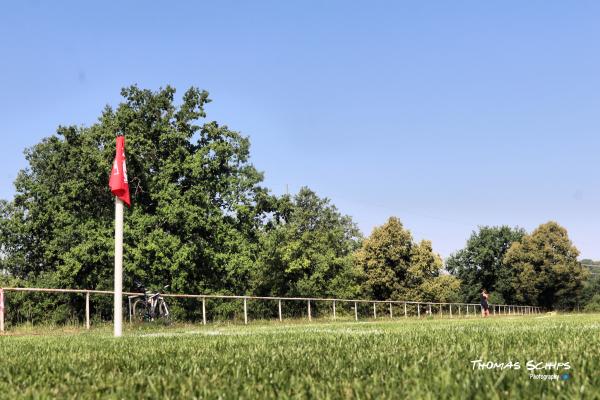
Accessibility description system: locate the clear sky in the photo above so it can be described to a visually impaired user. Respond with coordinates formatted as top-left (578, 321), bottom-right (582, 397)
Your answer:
top-left (1, 1), bottom-right (598, 259)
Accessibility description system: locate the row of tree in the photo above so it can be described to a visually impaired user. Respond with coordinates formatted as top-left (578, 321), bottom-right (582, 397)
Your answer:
top-left (0, 86), bottom-right (596, 323)
top-left (447, 223), bottom-right (592, 310)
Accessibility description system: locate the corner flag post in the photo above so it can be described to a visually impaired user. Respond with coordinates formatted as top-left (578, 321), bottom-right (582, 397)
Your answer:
top-left (114, 197), bottom-right (124, 337)
top-left (109, 133), bottom-right (131, 338)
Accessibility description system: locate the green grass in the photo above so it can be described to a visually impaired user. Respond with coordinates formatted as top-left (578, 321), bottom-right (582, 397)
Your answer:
top-left (1, 314), bottom-right (599, 399)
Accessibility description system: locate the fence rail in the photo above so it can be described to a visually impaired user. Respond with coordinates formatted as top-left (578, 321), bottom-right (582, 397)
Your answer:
top-left (0, 287), bottom-right (542, 332)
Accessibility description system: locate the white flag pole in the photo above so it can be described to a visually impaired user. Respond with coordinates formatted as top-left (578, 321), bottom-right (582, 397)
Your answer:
top-left (114, 197), bottom-right (124, 337)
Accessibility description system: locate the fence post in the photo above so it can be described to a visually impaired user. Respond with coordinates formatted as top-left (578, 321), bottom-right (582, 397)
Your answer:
top-left (308, 300), bottom-right (312, 322)
top-left (389, 302), bottom-right (393, 319)
top-left (128, 296), bottom-right (132, 324)
top-left (244, 297), bottom-right (248, 325)
top-left (404, 303), bottom-right (407, 318)
top-left (202, 297), bottom-right (206, 325)
top-left (0, 288), bottom-right (4, 333)
top-left (417, 303), bottom-right (420, 318)
top-left (278, 299), bottom-right (282, 322)
top-left (354, 301), bottom-right (358, 321)
top-left (466, 305), bottom-right (469, 317)
top-left (428, 303), bottom-right (432, 316)
top-left (373, 303), bottom-right (377, 319)
top-left (449, 304), bottom-right (452, 318)
top-left (333, 300), bottom-right (336, 320)
top-left (439, 304), bottom-right (442, 318)
top-left (86, 291), bottom-right (90, 330)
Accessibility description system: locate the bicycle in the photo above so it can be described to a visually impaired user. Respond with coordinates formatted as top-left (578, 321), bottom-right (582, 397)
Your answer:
top-left (128, 285), bottom-right (171, 323)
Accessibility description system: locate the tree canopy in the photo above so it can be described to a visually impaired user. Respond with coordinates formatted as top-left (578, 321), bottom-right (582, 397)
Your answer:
top-left (504, 221), bottom-right (588, 309)
top-left (446, 226), bottom-right (525, 303)
top-left (252, 187), bottom-right (362, 299)
top-left (447, 223), bottom-right (588, 310)
top-left (0, 85), bottom-right (275, 298)
top-left (355, 217), bottom-right (458, 301)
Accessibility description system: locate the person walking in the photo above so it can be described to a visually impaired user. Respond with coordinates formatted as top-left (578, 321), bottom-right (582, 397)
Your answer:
top-left (480, 289), bottom-right (490, 317)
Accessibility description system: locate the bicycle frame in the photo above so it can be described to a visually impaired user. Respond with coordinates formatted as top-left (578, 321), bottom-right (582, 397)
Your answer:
top-left (128, 291), bottom-right (170, 322)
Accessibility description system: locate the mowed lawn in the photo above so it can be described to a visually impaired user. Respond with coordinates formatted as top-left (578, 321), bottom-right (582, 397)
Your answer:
top-left (0, 314), bottom-right (599, 399)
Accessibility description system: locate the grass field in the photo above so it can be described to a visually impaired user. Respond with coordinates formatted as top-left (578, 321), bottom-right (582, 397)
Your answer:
top-left (0, 314), bottom-right (599, 399)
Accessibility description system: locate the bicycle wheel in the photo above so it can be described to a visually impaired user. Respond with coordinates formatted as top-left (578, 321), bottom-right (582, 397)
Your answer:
top-left (158, 300), bottom-right (171, 323)
top-left (132, 299), bottom-right (149, 322)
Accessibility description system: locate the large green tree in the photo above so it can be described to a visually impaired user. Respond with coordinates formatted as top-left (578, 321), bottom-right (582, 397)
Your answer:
top-left (503, 222), bottom-right (588, 310)
top-left (446, 226), bottom-right (525, 303)
top-left (252, 187), bottom-right (362, 299)
top-left (355, 217), bottom-right (459, 301)
top-left (0, 86), bottom-right (274, 300)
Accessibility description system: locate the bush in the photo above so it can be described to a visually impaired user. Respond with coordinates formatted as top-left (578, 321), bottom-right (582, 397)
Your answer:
top-left (583, 294), bottom-right (600, 312)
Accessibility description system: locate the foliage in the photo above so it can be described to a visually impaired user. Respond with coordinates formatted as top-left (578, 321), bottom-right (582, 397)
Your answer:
top-left (252, 187), bottom-right (362, 299)
top-left (580, 275), bottom-right (600, 310)
top-left (355, 217), bottom-right (459, 301)
top-left (504, 221), bottom-right (588, 310)
top-left (445, 226), bottom-right (525, 303)
top-left (355, 217), bottom-right (412, 300)
top-left (417, 274), bottom-right (462, 303)
top-left (0, 86), bottom-right (275, 319)
top-left (583, 294), bottom-right (600, 312)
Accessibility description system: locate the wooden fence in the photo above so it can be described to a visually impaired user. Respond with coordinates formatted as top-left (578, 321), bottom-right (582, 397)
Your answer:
top-left (0, 287), bottom-right (542, 332)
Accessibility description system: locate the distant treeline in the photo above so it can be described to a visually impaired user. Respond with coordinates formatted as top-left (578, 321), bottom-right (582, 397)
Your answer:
top-left (1, 86), bottom-right (598, 324)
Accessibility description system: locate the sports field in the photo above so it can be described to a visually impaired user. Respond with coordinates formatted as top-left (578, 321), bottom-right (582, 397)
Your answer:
top-left (0, 314), bottom-right (598, 399)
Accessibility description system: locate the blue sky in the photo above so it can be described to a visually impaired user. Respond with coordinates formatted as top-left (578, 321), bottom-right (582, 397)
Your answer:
top-left (1, 1), bottom-right (598, 259)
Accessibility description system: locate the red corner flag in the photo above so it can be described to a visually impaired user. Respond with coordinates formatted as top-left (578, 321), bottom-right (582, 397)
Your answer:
top-left (109, 135), bottom-right (131, 206)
